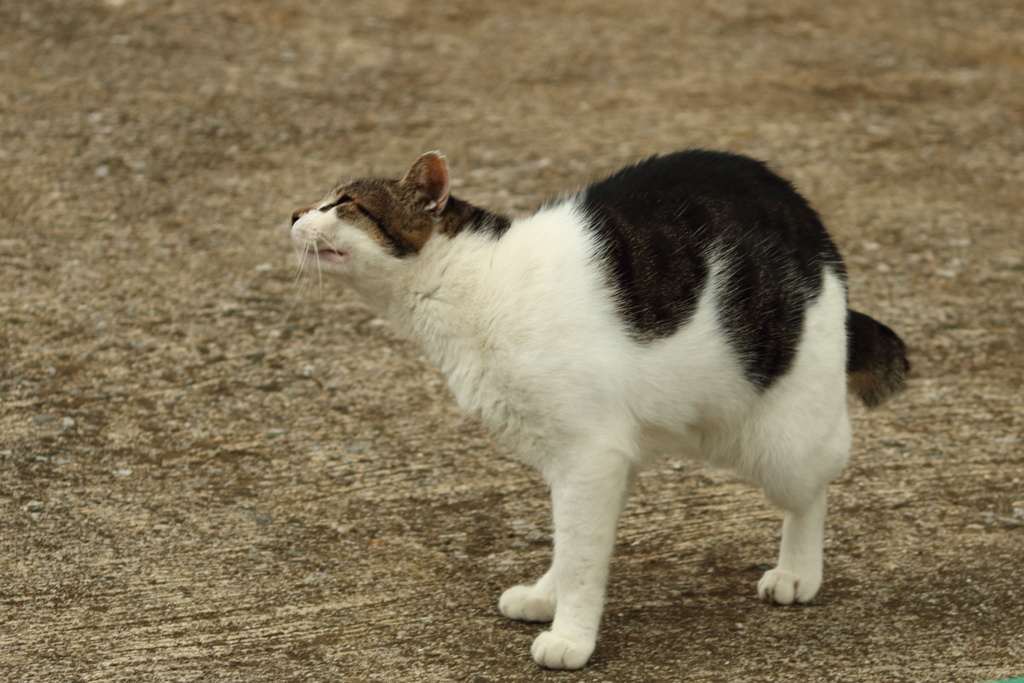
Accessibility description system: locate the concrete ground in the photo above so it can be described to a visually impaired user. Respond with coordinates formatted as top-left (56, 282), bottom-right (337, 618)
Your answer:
top-left (1, 0), bottom-right (1022, 680)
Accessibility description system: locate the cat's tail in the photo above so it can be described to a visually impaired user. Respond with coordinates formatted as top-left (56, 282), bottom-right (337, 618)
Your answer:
top-left (846, 310), bottom-right (910, 408)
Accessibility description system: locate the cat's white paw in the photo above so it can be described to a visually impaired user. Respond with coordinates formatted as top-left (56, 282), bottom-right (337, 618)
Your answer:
top-left (499, 584), bottom-right (556, 622)
top-left (757, 568), bottom-right (821, 605)
top-left (531, 630), bottom-right (595, 670)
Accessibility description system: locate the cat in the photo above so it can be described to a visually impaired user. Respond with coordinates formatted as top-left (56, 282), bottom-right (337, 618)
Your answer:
top-left (290, 149), bottom-right (909, 669)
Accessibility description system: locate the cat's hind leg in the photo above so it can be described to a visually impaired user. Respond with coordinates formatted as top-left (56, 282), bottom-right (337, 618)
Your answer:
top-left (499, 566), bottom-right (556, 622)
top-left (755, 414), bottom-right (850, 605)
top-left (757, 486), bottom-right (827, 604)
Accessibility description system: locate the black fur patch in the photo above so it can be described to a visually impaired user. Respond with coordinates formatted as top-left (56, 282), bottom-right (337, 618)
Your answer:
top-left (578, 149), bottom-right (845, 389)
top-left (440, 196), bottom-right (513, 239)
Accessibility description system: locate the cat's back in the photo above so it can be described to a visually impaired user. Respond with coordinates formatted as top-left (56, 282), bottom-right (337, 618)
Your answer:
top-left (572, 149), bottom-right (846, 389)
top-left (582, 148), bottom-right (795, 206)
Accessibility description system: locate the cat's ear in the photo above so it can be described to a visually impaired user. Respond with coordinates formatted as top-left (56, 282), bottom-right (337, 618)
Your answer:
top-left (401, 151), bottom-right (450, 215)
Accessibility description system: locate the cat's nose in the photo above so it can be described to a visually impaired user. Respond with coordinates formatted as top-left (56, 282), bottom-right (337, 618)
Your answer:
top-left (291, 206), bottom-right (313, 225)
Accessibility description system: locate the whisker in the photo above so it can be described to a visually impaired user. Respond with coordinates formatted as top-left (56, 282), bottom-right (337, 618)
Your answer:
top-left (282, 245), bottom-right (310, 325)
top-left (314, 244), bottom-right (324, 302)
top-left (290, 245), bottom-right (305, 282)
top-left (316, 233), bottom-right (349, 303)
top-left (283, 231), bottom-right (344, 323)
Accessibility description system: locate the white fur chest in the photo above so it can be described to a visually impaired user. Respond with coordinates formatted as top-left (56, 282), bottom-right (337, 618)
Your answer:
top-left (384, 200), bottom-right (614, 459)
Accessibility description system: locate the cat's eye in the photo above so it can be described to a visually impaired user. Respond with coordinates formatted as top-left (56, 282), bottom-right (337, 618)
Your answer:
top-left (320, 195), bottom-right (353, 211)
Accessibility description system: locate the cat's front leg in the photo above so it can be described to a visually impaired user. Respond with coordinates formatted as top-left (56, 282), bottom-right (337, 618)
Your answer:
top-left (520, 454), bottom-right (633, 670)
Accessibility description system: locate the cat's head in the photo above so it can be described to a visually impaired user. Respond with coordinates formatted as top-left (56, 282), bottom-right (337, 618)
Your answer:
top-left (290, 152), bottom-right (451, 281)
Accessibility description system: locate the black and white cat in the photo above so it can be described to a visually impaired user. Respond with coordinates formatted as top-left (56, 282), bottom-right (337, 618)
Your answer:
top-left (290, 150), bottom-right (908, 669)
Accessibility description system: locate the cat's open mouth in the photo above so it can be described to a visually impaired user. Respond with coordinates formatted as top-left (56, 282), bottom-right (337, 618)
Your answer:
top-left (296, 245), bottom-right (349, 266)
top-left (315, 248), bottom-right (349, 264)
